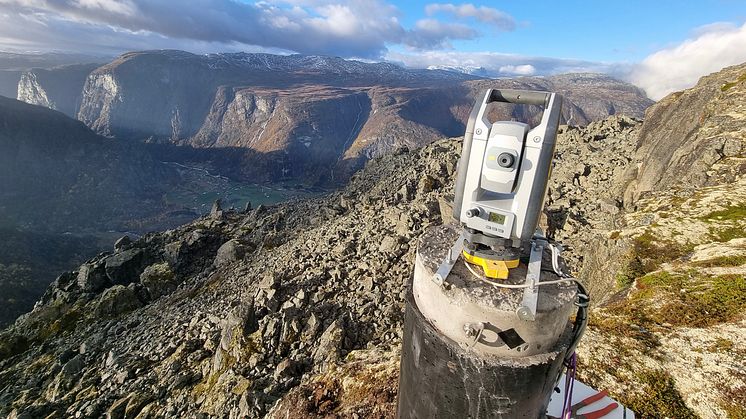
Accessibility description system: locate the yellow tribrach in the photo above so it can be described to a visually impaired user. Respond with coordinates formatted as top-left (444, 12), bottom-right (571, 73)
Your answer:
top-left (462, 250), bottom-right (519, 279)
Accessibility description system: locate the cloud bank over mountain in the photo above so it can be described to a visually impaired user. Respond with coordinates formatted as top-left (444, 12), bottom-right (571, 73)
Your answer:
top-left (630, 22), bottom-right (746, 100)
top-left (386, 50), bottom-right (624, 77)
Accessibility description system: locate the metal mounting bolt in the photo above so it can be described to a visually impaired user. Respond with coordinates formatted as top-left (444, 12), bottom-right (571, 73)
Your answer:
top-left (533, 136), bottom-right (541, 143)
top-left (516, 306), bottom-right (535, 321)
top-left (476, 128), bottom-right (483, 135)
top-left (463, 324), bottom-right (478, 337)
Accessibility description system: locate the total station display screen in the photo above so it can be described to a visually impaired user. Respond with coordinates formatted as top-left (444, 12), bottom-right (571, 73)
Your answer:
top-left (488, 212), bottom-right (506, 224)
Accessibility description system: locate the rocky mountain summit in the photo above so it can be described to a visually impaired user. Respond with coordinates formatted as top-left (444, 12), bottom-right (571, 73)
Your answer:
top-left (1, 63), bottom-right (742, 419)
top-left (625, 62), bottom-right (746, 203)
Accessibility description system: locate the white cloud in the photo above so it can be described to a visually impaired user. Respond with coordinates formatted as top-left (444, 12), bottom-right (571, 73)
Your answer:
top-left (498, 64), bottom-right (535, 75)
top-left (387, 50), bottom-right (620, 77)
top-left (425, 3), bottom-right (515, 31)
top-left (631, 22), bottom-right (746, 100)
top-left (75, 0), bottom-right (136, 16)
top-left (403, 18), bottom-right (476, 49)
top-left (0, 0), bottom-right (496, 57)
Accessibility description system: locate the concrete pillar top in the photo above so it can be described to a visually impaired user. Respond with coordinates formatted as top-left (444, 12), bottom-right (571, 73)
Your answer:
top-left (413, 224), bottom-right (577, 358)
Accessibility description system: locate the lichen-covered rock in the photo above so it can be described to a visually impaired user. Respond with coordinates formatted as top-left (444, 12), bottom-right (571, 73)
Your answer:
top-left (139, 263), bottom-right (176, 300)
top-left (77, 262), bottom-right (109, 292)
top-left (626, 62), bottom-right (746, 203)
top-left (214, 239), bottom-right (245, 267)
top-left (313, 319), bottom-right (344, 372)
top-left (95, 285), bottom-right (142, 317)
top-left (104, 249), bottom-right (145, 286)
top-left (114, 236), bottom-right (132, 251)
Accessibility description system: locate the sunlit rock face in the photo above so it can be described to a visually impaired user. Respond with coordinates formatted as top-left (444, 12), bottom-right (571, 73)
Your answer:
top-left (74, 50), bottom-right (652, 184)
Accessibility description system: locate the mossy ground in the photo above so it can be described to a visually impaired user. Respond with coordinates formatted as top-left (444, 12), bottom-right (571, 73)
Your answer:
top-left (590, 191), bottom-right (746, 419)
top-left (268, 349), bottom-right (399, 418)
top-left (621, 369), bottom-right (698, 419)
top-left (718, 369), bottom-right (746, 419)
top-left (609, 270), bottom-right (746, 328)
top-left (692, 255), bottom-right (746, 267)
top-left (702, 204), bottom-right (746, 221)
top-left (615, 229), bottom-right (695, 288)
top-left (721, 72), bottom-right (746, 91)
top-left (700, 203), bottom-right (746, 243)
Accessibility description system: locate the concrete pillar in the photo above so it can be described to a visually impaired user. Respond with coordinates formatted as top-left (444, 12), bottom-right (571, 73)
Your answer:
top-left (397, 225), bottom-right (577, 419)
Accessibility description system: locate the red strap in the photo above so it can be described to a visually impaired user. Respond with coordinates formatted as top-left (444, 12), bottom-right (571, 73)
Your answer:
top-left (576, 389), bottom-right (609, 408)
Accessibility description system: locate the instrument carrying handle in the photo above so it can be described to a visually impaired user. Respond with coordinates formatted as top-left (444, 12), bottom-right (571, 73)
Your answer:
top-left (487, 89), bottom-right (550, 106)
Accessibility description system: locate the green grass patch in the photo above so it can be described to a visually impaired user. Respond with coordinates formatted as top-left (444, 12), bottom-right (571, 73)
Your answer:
top-left (615, 271), bottom-right (746, 328)
top-left (692, 255), bottom-right (746, 268)
top-left (712, 226), bottom-right (745, 242)
top-left (616, 230), bottom-right (695, 288)
top-left (616, 256), bottom-right (646, 288)
top-left (708, 337), bottom-right (734, 353)
top-left (721, 72), bottom-right (746, 91)
top-left (702, 204), bottom-right (746, 222)
top-left (622, 369), bottom-right (697, 419)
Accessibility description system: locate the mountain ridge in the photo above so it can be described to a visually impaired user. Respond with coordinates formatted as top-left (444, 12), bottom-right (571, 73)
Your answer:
top-left (8, 50), bottom-right (653, 185)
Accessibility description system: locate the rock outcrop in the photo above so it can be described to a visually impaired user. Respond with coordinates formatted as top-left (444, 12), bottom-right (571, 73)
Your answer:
top-left (544, 115), bottom-right (642, 302)
top-left (16, 64), bottom-right (99, 118)
top-left (625, 62), bottom-right (746, 204)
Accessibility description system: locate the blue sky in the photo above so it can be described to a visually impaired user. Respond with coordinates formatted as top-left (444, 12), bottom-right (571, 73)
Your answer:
top-left (1, 1), bottom-right (746, 98)
top-left (392, 0), bottom-right (746, 62)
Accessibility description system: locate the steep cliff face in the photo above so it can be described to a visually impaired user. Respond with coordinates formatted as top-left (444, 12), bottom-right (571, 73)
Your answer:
top-left (73, 50), bottom-right (653, 184)
top-left (76, 50), bottom-right (473, 142)
top-left (625, 62), bottom-right (746, 204)
top-left (78, 51), bottom-right (219, 139)
top-left (190, 87), bottom-right (372, 184)
top-left (16, 64), bottom-right (100, 118)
